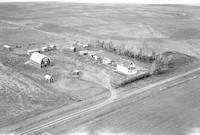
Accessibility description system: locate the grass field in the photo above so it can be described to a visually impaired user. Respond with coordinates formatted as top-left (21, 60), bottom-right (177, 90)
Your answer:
top-left (0, 3), bottom-right (199, 57)
top-left (0, 3), bottom-right (200, 57)
top-left (63, 76), bottom-right (200, 135)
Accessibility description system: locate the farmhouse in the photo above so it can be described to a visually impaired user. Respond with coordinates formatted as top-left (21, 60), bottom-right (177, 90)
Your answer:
top-left (30, 52), bottom-right (51, 68)
top-left (117, 62), bottom-right (137, 75)
top-left (27, 49), bottom-right (40, 55)
top-left (3, 45), bottom-right (12, 51)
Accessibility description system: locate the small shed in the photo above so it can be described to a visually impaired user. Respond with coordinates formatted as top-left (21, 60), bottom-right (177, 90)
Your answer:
top-left (27, 49), bottom-right (40, 55)
top-left (72, 70), bottom-right (80, 76)
top-left (82, 44), bottom-right (89, 48)
top-left (76, 42), bottom-right (89, 48)
top-left (94, 55), bottom-right (101, 61)
top-left (44, 74), bottom-right (54, 83)
top-left (30, 52), bottom-right (51, 68)
top-left (41, 46), bottom-right (48, 52)
top-left (48, 44), bottom-right (56, 50)
top-left (3, 45), bottom-right (12, 51)
top-left (69, 46), bottom-right (76, 52)
top-left (102, 57), bottom-right (112, 64)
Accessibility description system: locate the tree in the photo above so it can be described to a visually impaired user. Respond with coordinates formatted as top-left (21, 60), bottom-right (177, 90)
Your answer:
top-left (151, 54), bottom-right (169, 74)
top-left (151, 57), bottom-right (162, 74)
top-left (150, 51), bottom-right (156, 61)
top-left (138, 48), bottom-right (143, 60)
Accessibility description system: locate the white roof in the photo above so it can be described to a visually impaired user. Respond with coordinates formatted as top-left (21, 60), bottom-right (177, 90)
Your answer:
top-left (73, 70), bottom-right (80, 73)
top-left (50, 44), bottom-right (56, 47)
top-left (27, 49), bottom-right (39, 52)
top-left (44, 74), bottom-right (52, 79)
top-left (30, 52), bottom-right (49, 64)
top-left (42, 46), bottom-right (48, 49)
top-left (3, 45), bottom-right (11, 48)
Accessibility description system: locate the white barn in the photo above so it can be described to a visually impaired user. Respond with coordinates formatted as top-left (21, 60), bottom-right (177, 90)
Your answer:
top-left (117, 62), bottom-right (137, 75)
top-left (30, 52), bottom-right (51, 68)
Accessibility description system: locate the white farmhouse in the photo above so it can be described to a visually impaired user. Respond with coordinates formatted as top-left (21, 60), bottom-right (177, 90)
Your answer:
top-left (117, 62), bottom-right (137, 75)
top-left (30, 52), bottom-right (51, 68)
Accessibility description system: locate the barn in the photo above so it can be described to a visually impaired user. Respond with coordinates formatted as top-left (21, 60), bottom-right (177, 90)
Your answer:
top-left (30, 52), bottom-right (51, 68)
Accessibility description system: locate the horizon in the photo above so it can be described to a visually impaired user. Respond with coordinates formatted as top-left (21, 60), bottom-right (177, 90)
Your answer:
top-left (0, 0), bottom-right (199, 5)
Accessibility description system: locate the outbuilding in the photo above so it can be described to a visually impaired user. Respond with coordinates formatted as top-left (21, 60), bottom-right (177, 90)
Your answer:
top-left (94, 55), bottom-right (101, 61)
top-left (72, 70), bottom-right (81, 76)
top-left (3, 45), bottom-right (12, 51)
top-left (27, 49), bottom-right (40, 55)
top-left (44, 74), bottom-right (54, 83)
top-left (76, 42), bottom-right (89, 48)
top-left (30, 52), bottom-right (51, 68)
top-left (41, 46), bottom-right (48, 52)
top-left (69, 46), bottom-right (76, 52)
top-left (48, 44), bottom-right (56, 51)
top-left (102, 57), bottom-right (112, 64)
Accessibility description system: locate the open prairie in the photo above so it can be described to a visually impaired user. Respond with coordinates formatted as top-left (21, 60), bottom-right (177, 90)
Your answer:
top-left (0, 3), bottom-right (200, 57)
top-left (59, 75), bottom-right (200, 135)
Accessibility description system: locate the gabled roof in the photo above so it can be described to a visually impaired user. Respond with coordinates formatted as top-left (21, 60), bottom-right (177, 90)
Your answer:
top-left (30, 52), bottom-right (49, 64)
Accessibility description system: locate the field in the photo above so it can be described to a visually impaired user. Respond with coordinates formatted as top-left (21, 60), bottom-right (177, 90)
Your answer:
top-left (60, 75), bottom-right (200, 135)
top-left (0, 3), bottom-right (200, 57)
top-left (0, 2), bottom-right (200, 129)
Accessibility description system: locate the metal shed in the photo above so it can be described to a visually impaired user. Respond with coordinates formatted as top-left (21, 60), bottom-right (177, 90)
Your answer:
top-left (30, 52), bottom-right (51, 68)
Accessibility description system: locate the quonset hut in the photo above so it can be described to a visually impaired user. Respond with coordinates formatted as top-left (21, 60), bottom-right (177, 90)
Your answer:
top-left (30, 52), bottom-right (51, 68)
